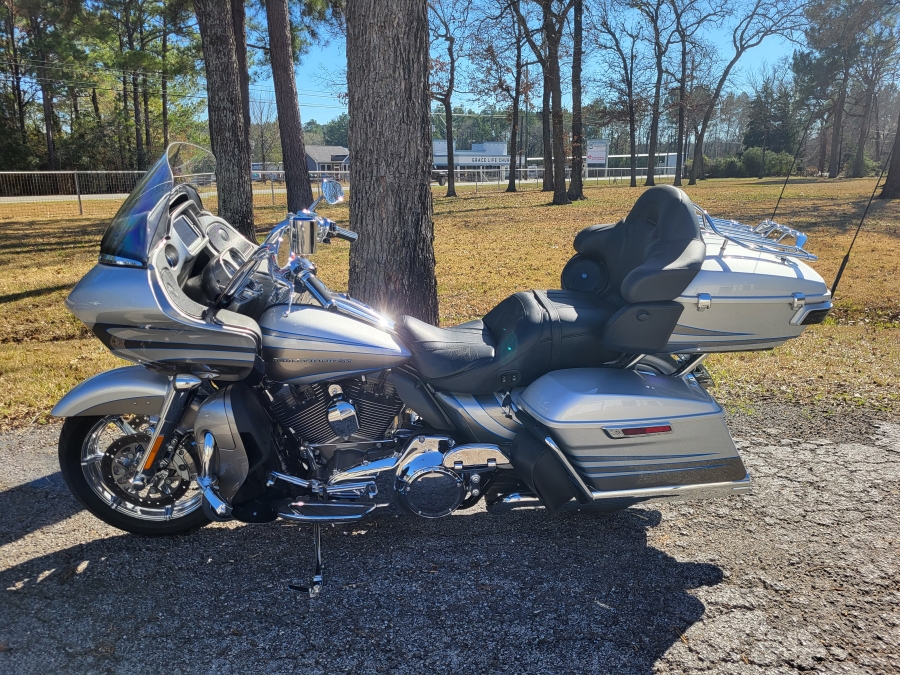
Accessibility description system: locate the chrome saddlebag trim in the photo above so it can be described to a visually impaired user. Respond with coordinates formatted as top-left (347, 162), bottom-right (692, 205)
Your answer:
top-left (487, 475), bottom-right (751, 514)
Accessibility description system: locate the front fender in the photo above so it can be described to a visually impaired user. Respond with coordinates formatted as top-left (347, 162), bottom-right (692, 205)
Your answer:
top-left (51, 366), bottom-right (170, 418)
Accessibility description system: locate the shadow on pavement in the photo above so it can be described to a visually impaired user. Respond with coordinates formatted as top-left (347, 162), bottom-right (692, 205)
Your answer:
top-left (0, 498), bottom-right (721, 674)
top-left (0, 471), bottom-right (83, 548)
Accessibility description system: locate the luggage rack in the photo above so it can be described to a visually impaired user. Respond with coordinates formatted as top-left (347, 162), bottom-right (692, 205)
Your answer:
top-left (695, 206), bottom-right (818, 261)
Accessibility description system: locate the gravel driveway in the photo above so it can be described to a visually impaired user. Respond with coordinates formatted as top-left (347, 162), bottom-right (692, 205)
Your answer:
top-left (1, 406), bottom-right (898, 675)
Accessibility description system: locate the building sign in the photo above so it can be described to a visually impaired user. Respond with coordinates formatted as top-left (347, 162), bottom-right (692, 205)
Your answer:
top-left (464, 156), bottom-right (510, 164)
top-left (586, 139), bottom-right (609, 164)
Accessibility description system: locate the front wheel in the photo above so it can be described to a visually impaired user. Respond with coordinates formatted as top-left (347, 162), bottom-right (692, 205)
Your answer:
top-left (59, 415), bottom-right (210, 536)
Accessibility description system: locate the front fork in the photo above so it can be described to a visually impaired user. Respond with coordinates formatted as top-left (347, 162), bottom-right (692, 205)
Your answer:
top-left (130, 374), bottom-right (202, 490)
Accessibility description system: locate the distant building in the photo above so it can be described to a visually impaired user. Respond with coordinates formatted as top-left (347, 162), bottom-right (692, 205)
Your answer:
top-left (305, 145), bottom-right (349, 173)
top-left (432, 140), bottom-right (510, 170)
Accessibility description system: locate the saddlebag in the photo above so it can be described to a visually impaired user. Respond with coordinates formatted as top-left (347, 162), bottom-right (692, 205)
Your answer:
top-left (514, 368), bottom-right (748, 494)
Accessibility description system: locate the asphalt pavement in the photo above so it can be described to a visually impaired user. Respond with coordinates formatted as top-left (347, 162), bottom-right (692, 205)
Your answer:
top-left (1, 406), bottom-right (898, 674)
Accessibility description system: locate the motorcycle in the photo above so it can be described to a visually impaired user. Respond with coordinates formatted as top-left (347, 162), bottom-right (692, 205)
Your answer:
top-left (53, 144), bottom-right (832, 594)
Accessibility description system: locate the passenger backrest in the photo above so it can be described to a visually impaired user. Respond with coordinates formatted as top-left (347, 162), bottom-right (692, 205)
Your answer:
top-left (572, 185), bottom-right (706, 304)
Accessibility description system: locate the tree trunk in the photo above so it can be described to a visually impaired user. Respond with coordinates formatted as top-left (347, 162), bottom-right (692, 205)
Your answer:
top-left (541, 80), bottom-right (553, 191)
top-left (231, 0), bottom-right (251, 158)
top-left (567, 0), bottom-right (584, 200)
top-left (91, 88), bottom-right (101, 121)
top-left (132, 71), bottom-right (144, 169)
top-left (645, 52), bottom-right (664, 187)
top-left (6, 11), bottom-right (26, 141)
top-left (851, 85), bottom-right (874, 178)
top-left (265, 0), bottom-right (314, 212)
top-left (628, 102), bottom-right (637, 187)
top-left (443, 99), bottom-right (457, 197)
top-left (195, 0), bottom-right (255, 239)
top-left (817, 119), bottom-right (827, 174)
top-left (873, 91), bottom-right (881, 161)
top-left (161, 21), bottom-right (169, 148)
top-left (547, 41), bottom-right (569, 205)
top-left (39, 82), bottom-right (57, 169)
top-left (506, 37), bottom-right (522, 193)
top-left (829, 72), bottom-right (848, 178)
top-left (143, 74), bottom-right (152, 159)
top-left (346, 0), bottom-right (439, 324)
top-left (878, 103), bottom-right (900, 199)
top-left (674, 38), bottom-right (686, 187)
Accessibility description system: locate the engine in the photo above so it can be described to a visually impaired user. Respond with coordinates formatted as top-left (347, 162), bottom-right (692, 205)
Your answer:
top-left (268, 371), bottom-right (405, 447)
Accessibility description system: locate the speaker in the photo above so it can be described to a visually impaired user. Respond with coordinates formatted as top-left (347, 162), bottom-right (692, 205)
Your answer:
top-left (561, 254), bottom-right (608, 293)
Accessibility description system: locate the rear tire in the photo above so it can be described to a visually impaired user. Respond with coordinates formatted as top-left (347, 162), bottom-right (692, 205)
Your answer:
top-left (59, 416), bottom-right (210, 536)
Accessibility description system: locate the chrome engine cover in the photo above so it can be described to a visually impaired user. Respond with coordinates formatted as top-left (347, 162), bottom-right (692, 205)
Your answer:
top-left (392, 436), bottom-right (511, 519)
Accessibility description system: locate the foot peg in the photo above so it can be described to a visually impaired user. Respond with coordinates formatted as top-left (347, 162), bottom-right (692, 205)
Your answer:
top-left (275, 499), bottom-right (379, 523)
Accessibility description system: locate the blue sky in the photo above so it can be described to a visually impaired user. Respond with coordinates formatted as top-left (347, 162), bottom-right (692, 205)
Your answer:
top-left (274, 30), bottom-right (796, 125)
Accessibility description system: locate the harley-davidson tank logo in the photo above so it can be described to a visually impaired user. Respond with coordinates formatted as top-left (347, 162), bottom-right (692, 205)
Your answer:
top-left (271, 357), bottom-right (352, 364)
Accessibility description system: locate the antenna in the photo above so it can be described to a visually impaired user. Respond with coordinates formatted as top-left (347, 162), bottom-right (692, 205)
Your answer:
top-left (830, 133), bottom-right (897, 298)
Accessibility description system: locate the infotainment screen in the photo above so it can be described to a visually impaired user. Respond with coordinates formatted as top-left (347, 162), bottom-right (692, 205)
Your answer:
top-left (172, 215), bottom-right (201, 248)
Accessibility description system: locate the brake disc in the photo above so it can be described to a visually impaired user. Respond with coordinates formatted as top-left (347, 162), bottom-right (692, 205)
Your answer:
top-left (100, 433), bottom-right (194, 508)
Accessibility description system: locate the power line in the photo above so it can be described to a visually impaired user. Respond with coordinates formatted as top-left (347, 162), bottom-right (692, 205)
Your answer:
top-left (1, 58), bottom-right (343, 99)
top-left (0, 73), bottom-right (347, 109)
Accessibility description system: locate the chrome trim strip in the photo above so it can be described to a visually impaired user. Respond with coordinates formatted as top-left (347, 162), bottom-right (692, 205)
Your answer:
top-left (99, 253), bottom-right (144, 268)
top-left (589, 474), bottom-right (751, 501)
top-left (543, 436), bottom-right (595, 502)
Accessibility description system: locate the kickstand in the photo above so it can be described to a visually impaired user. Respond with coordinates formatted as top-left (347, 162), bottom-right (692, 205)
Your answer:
top-left (288, 523), bottom-right (324, 597)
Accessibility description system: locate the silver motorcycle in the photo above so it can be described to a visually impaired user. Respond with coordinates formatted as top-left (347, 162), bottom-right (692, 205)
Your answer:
top-left (53, 144), bottom-right (832, 593)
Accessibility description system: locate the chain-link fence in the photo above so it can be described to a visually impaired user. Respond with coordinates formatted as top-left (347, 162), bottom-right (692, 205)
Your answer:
top-left (0, 169), bottom-right (352, 221)
top-left (0, 166), bottom-right (679, 220)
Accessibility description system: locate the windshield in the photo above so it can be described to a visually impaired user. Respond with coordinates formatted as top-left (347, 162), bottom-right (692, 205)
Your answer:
top-left (99, 143), bottom-right (216, 267)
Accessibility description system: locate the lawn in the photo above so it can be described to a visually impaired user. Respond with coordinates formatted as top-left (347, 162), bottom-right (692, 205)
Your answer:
top-left (1, 176), bottom-right (898, 428)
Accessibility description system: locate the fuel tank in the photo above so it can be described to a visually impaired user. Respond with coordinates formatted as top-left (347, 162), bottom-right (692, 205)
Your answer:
top-left (259, 305), bottom-right (411, 384)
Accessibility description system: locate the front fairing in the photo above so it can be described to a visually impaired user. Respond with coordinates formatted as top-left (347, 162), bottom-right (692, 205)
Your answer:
top-left (98, 144), bottom-right (215, 268)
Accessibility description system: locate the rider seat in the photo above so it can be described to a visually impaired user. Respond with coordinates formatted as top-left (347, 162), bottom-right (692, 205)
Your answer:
top-left (397, 290), bottom-right (620, 394)
top-left (397, 185), bottom-right (707, 395)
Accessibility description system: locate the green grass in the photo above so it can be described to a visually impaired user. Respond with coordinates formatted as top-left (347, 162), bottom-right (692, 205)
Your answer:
top-left (1, 176), bottom-right (899, 428)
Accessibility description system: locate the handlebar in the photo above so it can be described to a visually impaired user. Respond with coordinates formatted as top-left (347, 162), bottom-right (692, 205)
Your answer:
top-left (329, 223), bottom-right (358, 243)
top-left (301, 271), bottom-right (335, 310)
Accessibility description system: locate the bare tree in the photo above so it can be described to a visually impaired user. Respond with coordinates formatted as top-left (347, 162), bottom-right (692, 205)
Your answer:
top-left (265, 0), bottom-right (315, 211)
top-left (688, 0), bottom-right (805, 185)
top-left (195, 0), bottom-right (255, 238)
top-left (849, 19), bottom-right (899, 177)
top-left (468, 0), bottom-right (534, 192)
top-left (594, 2), bottom-right (643, 187)
top-left (514, 0), bottom-right (574, 205)
top-left (634, 0), bottom-right (675, 186)
top-left (567, 0), bottom-right (585, 199)
top-left (346, 0), bottom-right (439, 323)
top-left (669, 0), bottom-right (720, 186)
top-left (430, 0), bottom-right (472, 198)
top-left (250, 98), bottom-right (279, 168)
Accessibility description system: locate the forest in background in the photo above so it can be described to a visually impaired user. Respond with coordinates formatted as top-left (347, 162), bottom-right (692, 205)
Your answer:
top-left (1, 0), bottom-right (898, 184)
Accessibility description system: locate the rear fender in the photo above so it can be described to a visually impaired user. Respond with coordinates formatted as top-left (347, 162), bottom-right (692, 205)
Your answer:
top-left (51, 366), bottom-right (169, 418)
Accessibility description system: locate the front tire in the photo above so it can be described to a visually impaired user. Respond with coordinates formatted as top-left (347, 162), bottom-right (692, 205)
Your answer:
top-left (59, 416), bottom-right (210, 536)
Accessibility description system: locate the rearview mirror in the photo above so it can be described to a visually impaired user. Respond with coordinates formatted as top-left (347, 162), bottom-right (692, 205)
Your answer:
top-left (321, 179), bottom-right (345, 205)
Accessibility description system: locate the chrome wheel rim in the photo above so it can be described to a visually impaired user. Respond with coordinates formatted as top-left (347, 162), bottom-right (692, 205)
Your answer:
top-left (81, 415), bottom-right (203, 522)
